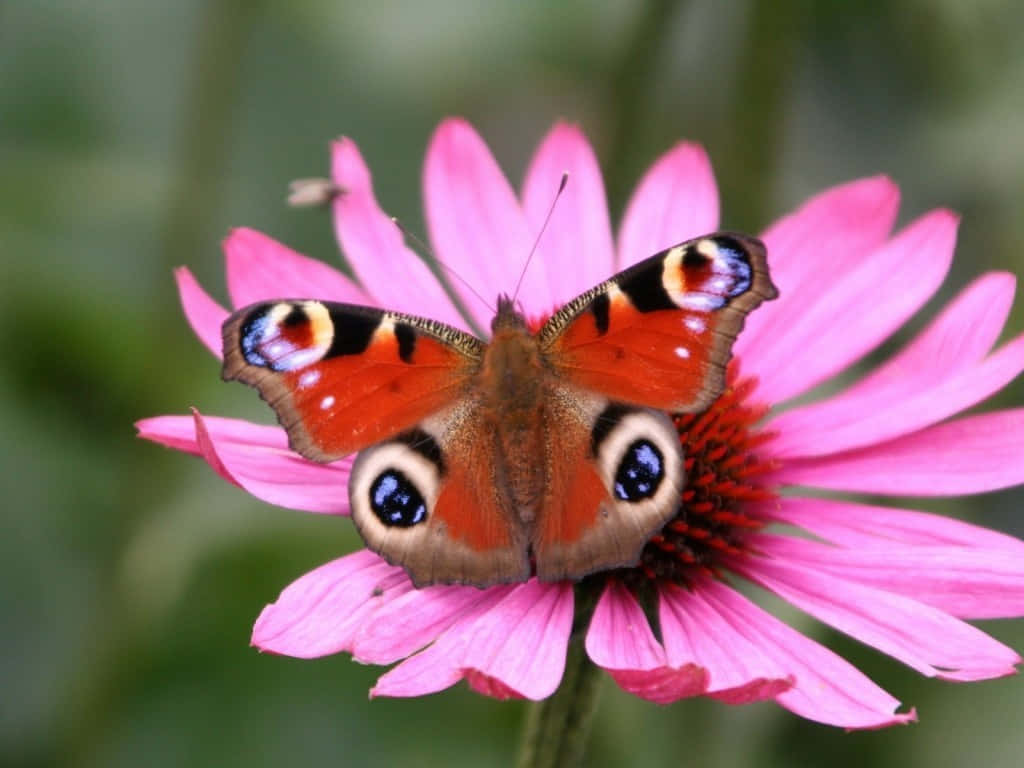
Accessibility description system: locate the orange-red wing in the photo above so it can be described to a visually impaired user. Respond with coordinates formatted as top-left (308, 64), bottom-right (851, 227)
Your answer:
top-left (540, 233), bottom-right (777, 413)
top-left (531, 394), bottom-right (686, 582)
top-left (532, 448), bottom-right (612, 581)
top-left (222, 300), bottom-right (483, 461)
top-left (347, 402), bottom-right (531, 588)
top-left (426, 408), bottom-right (532, 585)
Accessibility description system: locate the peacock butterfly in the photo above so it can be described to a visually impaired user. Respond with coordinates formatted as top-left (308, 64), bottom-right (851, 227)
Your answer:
top-left (222, 233), bottom-right (777, 588)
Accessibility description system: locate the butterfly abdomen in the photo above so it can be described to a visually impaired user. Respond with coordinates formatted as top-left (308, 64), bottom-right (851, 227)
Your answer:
top-left (480, 314), bottom-right (550, 524)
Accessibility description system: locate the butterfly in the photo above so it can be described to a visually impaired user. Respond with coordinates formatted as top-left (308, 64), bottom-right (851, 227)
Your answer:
top-left (222, 233), bottom-right (777, 588)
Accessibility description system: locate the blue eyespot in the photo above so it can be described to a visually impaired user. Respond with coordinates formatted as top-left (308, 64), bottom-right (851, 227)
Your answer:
top-left (240, 310), bottom-right (271, 366)
top-left (370, 470), bottom-right (427, 527)
top-left (718, 244), bottom-right (752, 296)
top-left (613, 440), bottom-right (664, 502)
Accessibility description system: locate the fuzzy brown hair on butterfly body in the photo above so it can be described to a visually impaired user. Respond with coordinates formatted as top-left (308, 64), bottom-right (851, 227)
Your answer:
top-left (221, 233), bottom-right (777, 588)
top-left (482, 297), bottom-right (549, 524)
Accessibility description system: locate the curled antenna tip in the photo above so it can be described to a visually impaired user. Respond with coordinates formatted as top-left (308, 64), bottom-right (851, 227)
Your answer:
top-left (391, 216), bottom-right (417, 241)
top-left (391, 216), bottom-right (421, 245)
top-left (511, 172), bottom-right (570, 302)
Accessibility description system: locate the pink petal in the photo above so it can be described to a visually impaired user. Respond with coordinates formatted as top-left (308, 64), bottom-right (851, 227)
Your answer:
top-left (175, 267), bottom-right (229, 358)
top-left (586, 581), bottom-right (665, 670)
top-left (757, 535), bottom-right (1024, 620)
top-left (676, 579), bottom-right (915, 728)
top-left (736, 177), bottom-right (900, 394)
top-left (773, 408), bottom-right (1024, 496)
top-left (616, 142), bottom-right (719, 269)
top-left (372, 581), bottom-right (573, 701)
top-left (770, 272), bottom-right (1020, 458)
top-left (423, 118), bottom-right (541, 326)
top-left (138, 410), bottom-right (352, 514)
top-left (224, 227), bottom-right (368, 309)
top-left (743, 210), bottom-right (955, 405)
top-left (369, 643), bottom-right (467, 699)
top-left (464, 671), bottom-right (524, 700)
top-left (447, 580), bottom-right (574, 700)
top-left (845, 271), bottom-right (1016, 401)
top-left (585, 581), bottom-right (708, 704)
top-left (330, 138), bottom-right (469, 331)
top-left (190, 408), bottom-right (235, 484)
top-left (521, 122), bottom-right (615, 305)
top-left (760, 497), bottom-right (1024, 554)
top-left (734, 551), bottom-right (1020, 682)
top-left (771, 330), bottom-right (1024, 457)
top-left (194, 410), bottom-right (352, 514)
top-left (659, 582), bottom-right (794, 704)
top-left (366, 585), bottom-right (514, 699)
top-left (251, 550), bottom-right (413, 658)
top-left (605, 665), bottom-right (712, 706)
top-left (368, 589), bottom-right (518, 700)
top-left (352, 583), bottom-right (503, 665)
top-left (136, 413), bottom-right (288, 455)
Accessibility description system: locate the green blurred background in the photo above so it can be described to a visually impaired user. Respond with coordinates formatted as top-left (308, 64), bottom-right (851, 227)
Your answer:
top-left (3, 1), bottom-right (1024, 766)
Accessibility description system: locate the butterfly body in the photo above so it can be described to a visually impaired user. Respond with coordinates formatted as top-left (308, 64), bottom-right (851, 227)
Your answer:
top-left (222, 234), bottom-right (777, 588)
top-left (480, 300), bottom-right (547, 521)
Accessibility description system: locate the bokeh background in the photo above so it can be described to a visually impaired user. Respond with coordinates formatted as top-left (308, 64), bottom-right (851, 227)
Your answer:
top-left (4, 1), bottom-right (1024, 766)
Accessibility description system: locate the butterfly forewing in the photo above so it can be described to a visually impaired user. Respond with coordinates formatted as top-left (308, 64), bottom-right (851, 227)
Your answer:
top-left (540, 233), bottom-right (777, 413)
top-left (222, 300), bottom-right (482, 461)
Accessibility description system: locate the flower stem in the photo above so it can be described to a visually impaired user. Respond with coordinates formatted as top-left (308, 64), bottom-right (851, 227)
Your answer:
top-left (516, 633), bottom-right (605, 768)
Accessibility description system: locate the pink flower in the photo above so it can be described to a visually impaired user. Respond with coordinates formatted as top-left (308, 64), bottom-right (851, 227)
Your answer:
top-left (138, 118), bottom-right (1024, 729)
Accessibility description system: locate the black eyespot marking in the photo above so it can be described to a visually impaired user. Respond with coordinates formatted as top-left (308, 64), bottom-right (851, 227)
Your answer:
top-left (282, 305), bottom-right (307, 326)
top-left (369, 469), bottom-right (427, 527)
top-left (590, 404), bottom-right (632, 456)
top-left (591, 292), bottom-right (610, 335)
top-left (617, 257), bottom-right (676, 312)
top-left (613, 439), bottom-right (664, 502)
top-left (395, 429), bottom-right (446, 475)
top-left (325, 307), bottom-right (381, 358)
top-left (395, 322), bottom-right (417, 363)
top-left (682, 248), bottom-right (708, 268)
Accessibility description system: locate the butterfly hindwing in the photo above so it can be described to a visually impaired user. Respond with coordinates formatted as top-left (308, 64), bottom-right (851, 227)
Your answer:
top-left (346, 386), bottom-right (687, 587)
top-left (532, 391), bottom-right (686, 582)
top-left (540, 233), bottom-right (777, 413)
top-left (222, 300), bottom-right (483, 461)
top-left (347, 404), bottom-right (531, 587)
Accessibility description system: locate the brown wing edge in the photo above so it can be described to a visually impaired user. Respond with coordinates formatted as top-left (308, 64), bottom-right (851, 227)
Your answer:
top-left (537, 232), bottom-right (778, 413)
top-left (221, 300), bottom-right (486, 464)
top-left (532, 395), bottom-right (687, 582)
top-left (347, 403), bottom-right (533, 588)
top-left (684, 233), bottom-right (777, 413)
top-left (539, 232), bottom-right (776, 340)
top-left (221, 302), bottom-right (341, 463)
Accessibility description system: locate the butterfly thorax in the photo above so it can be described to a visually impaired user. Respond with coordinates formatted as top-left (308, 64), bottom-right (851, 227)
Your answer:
top-left (481, 297), bottom-right (548, 523)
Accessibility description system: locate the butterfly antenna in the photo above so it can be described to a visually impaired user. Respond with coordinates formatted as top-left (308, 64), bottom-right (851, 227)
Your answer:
top-left (512, 172), bottom-right (569, 304)
top-left (391, 217), bottom-right (495, 315)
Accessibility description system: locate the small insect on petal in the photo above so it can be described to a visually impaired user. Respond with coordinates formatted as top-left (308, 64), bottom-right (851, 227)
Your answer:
top-left (287, 178), bottom-right (343, 207)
